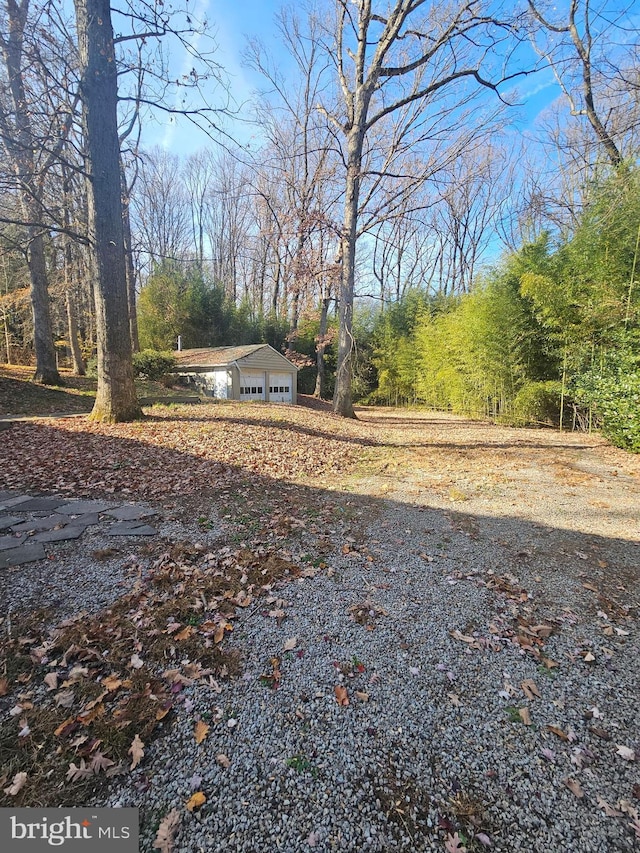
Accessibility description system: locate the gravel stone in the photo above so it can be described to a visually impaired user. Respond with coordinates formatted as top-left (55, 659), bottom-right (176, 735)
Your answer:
top-left (1, 412), bottom-right (638, 853)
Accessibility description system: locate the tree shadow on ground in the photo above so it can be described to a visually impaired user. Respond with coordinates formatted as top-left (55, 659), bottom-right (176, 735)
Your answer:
top-left (0, 418), bottom-right (638, 852)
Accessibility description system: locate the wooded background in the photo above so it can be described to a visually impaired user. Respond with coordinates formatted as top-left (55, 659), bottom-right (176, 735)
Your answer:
top-left (0, 0), bottom-right (639, 443)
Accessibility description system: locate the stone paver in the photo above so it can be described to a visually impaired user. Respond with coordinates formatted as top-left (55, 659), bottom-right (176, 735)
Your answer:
top-left (0, 542), bottom-right (46, 569)
top-left (0, 493), bottom-right (162, 567)
top-left (34, 527), bottom-right (85, 543)
top-left (70, 513), bottom-right (101, 528)
top-left (0, 534), bottom-right (26, 551)
top-left (0, 496), bottom-right (32, 510)
top-left (56, 500), bottom-right (117, 515)
top-left (15, 497), bottom-right (66, 512)
top-left (104, 506), bottom-right (158, 521)
top-left (10, 514), bottom-right (68, 533)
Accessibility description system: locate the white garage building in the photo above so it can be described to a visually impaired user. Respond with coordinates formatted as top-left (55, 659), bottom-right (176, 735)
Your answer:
top-left (172, 344), bottom-right (298, 404)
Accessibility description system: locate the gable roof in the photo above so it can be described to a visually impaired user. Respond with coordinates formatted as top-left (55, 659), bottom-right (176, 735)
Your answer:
top-left (172, 344), bottom-right (296, 370)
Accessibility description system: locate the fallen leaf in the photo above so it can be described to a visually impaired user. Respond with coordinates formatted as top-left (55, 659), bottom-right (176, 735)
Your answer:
top-left (54, 689), bottom-right (75, 708)
top-left (521, 679), bottom-right (541, 700)
top-left (445, 831), bottom-right (468, 852)
top-left (588, 726), bottom-right (611, 741)
top-left (450, 629), bottom-right (481, 649)
top-left (128, 734), bottom-right (144, 770)
top-left (194, 720), bottom-right (210, 745)
top-left (43, 672), bottom-right (58, 691)
top-left (540, 748), bottom-right (556, 762)
top-left (474, 833), bottom-right (492, 848)
top-left (53, 716), bottom-right (77, 737)
top-left (3, 771), bottom-right (27, 796)
top-left (583, 651), bottom-right (595, 663)
top-left (519, 707), bottom-right (532, 725)
top-left (448, 693), bottom-right (461, 707)
top-left (564, 778), bottom-right (584, 798)
top-left (618, 800), bottom-right (639, 819)
top-left (216, 753), bottom-right (231, 768)
top-left (66, 759), bottom-right (94, 782)
top-left (90, 751), bottom-right (115, 774)
top-left (0, 677), bottom-right (9, 696)
top-left (355, 691), bottom-right (369, 702)
top-left (174, 626), bottom-right (195, 641)
top-left (597, 796), bottom-right (623, 817)
top-left (530, 624), bottom-right (554, 638)
top-left (547, 725), bottom-right (569, 741)
top-left (153, 809), bottom-right (181, 853)
top-left (102, 674), bottom-right (123, 692)
top-left (186, 791), bottom-right (206, 812)
top-left (130, 653), bottom-right (144, 669)
top-left (283, 636), bottom-right (297, 651)
top-left (155, 701), bottom-right (172, 721)
top-left (334, 685), bottom-right (349, 706)
top-left (616, 745), bottom-right (636, 761)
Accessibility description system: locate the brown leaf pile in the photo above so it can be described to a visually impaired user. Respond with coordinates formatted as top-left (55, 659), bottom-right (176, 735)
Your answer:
top-left (0, 542), bottom-right (302, 807)
top-left (0, 402), bottom-right (378, 499)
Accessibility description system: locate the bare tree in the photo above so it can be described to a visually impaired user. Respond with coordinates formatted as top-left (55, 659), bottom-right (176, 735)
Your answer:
top-left (247, 7), bottom-right (342, 330)
top-left (74, 0), bottom-right (141, 421)
top-left (133, 147), bottom-right (192, 268)
top-left (0, 0), bottom-right (77, 383)
top-left (314, 0), bottom-right (521, 417)
top-left (527, 0), bottom-right (638, 167)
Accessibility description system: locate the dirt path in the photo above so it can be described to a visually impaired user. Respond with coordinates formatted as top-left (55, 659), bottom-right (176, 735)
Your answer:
top-left (351, 409), bottom-right (640, 583)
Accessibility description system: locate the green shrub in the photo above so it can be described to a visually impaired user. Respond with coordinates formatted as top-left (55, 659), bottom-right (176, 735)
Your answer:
top-left (132, 350), bottom-right (177, 382)
top-left (505, 380), bottom-right (563, 426)
top-left (574, 369), bottom-right (640, 452)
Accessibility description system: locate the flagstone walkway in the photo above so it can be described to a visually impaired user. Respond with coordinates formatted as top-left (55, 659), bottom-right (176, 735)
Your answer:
top-left (0, 490), bottom-right (160, 569)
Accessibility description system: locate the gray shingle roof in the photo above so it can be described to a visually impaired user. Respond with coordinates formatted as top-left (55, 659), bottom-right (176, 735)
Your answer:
top-left (172, 345), bottom-right (267, 368)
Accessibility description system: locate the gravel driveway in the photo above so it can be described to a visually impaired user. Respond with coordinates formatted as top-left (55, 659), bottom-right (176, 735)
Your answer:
top-left (2, 409), bottom-right (639, 852)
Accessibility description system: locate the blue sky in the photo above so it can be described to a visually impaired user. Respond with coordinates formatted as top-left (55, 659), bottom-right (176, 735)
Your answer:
top-left (148, 0), bottom-right (567, 156)
top-left (149, 0), bottom-right (282, 153)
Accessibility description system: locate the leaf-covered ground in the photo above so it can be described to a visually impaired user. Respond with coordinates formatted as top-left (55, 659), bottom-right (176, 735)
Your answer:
top-left (0, 401), bottom-right (639, 851)
top-left (0, 365), bottom-right (198, 418)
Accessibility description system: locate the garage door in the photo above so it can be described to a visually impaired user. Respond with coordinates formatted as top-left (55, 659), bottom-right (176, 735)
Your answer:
top-left (268, 372), bottom-right (293, 403)
top-left (239, 371), bottom-right (265, 401)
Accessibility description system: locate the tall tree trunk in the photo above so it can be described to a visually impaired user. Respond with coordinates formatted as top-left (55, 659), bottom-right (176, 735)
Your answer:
top-left (75, 0), bottom-right (141, 422)
top-left (0, 0), bottom-right (60, 384)
top-left (313, 296), bottom-right (331, 398)
top-left (65, 288), bottom-right (85, 375)
top-left (25, 225), bottom-right (60, 383)
top-left (333, 131), bottom-right (363, 419)
top-left (1, 255), bottom-right (11, 363)
top-left (121, 164), bottom-right (140, 352)
top-left (63, 167), bottom-right (85, 375)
